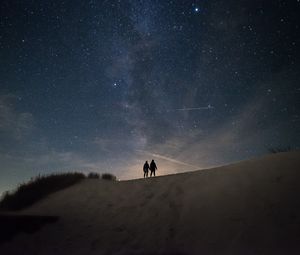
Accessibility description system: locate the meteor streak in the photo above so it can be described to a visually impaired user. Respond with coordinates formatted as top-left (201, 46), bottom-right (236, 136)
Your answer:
top-left (168, 105), bottom-right (214, 112)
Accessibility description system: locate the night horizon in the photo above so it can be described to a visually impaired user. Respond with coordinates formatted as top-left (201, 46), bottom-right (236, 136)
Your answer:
top-left (1, 0), bottom-right (300, 194)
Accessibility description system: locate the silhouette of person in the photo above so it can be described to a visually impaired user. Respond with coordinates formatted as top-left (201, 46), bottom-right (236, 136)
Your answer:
top-left (149, 159), bottom-right (157, 177)
top-left (143, 161), bottom-right (149, 178)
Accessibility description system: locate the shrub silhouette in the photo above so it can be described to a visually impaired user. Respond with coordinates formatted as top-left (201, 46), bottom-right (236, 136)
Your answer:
top-left (101, 173), bottom-right (116, 181)
top-left (88, 172), bottom-right (100, 179)
top-left (0, 172), bottom-right (85, 211)
top-left (268, 146), bottom-right (292, 154)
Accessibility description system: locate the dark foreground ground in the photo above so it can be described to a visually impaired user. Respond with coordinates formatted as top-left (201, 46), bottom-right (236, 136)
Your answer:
top-left (1, 152), bottom-right (300, 254)
top-left (0, 214), bottom-right (59, 244)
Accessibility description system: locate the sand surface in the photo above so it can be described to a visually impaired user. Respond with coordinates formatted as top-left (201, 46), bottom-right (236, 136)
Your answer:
top-left (1, 152), bottom-right (300, 254)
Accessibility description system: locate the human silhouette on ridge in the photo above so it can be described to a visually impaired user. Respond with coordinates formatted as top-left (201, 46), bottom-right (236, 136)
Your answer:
top-left (143, 161), bottom-right (149, 178)
top-left (149, 159), bottom-right (157, 177)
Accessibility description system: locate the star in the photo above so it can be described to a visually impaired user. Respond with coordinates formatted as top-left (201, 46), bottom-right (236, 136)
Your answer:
top-left (194, 7), bottom-right (200, 13)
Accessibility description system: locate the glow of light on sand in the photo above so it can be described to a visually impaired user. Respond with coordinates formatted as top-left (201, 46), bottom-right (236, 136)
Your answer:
top-left (119, 161), bottom-right (196, 180)
top-left (116, 150), bottom-right (201, 180)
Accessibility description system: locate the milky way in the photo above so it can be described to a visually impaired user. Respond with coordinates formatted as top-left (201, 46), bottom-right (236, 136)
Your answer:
top-left (0, 0), bottom-right (299, 193)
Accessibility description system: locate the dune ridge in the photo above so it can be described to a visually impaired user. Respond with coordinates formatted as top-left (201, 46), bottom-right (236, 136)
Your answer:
top-left (1, 151), bottom-right (300, 255)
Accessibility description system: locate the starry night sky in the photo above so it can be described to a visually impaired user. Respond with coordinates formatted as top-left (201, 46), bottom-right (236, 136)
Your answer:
top-left (0, 0), bottom-right (299, 193)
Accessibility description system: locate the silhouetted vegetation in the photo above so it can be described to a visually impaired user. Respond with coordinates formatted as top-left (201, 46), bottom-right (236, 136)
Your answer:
top-left (88, 172), bottom-right (100, 179)
top-left (101, 173), bottom-right (117, 181)
top-left (268, 146), bottom-right (293, 154)
top-left (0, 173), bottom-right (85, 211)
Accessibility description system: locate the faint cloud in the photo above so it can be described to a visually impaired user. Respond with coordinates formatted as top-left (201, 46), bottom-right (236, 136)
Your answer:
top-left (136, 149), bottom-right (199, 169)
top-left (0, 94), bottom-right (34, 141)
top-left (145, 94), bottom-right (277, 171)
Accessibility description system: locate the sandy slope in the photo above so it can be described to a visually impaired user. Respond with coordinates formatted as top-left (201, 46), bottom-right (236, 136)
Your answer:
top-left (1, 152), bottom-right (300, 255)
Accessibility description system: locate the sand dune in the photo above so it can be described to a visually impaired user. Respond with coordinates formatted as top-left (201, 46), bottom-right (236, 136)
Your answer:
top-left (1, 152), bottom-right (300, 254)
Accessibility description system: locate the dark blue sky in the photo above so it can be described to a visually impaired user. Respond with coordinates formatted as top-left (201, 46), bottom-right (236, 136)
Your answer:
top-left (0, 0), bottom-right (299, 193)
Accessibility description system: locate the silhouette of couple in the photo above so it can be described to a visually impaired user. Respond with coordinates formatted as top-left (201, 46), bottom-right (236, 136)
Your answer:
top-left (143, 160), bottom-right (157, 178)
